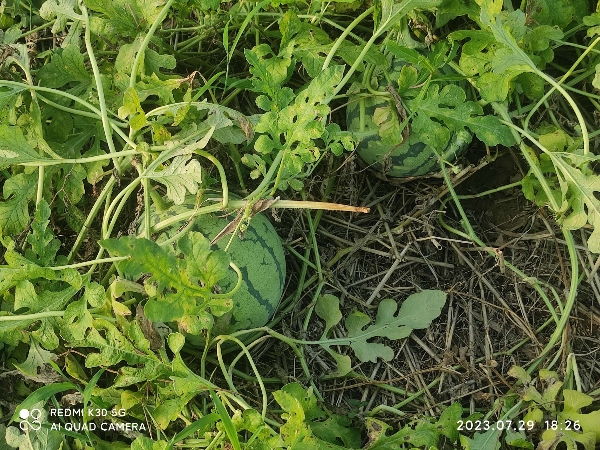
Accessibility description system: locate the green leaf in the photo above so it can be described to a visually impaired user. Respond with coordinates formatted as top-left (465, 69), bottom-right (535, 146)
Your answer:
top-left (252, 62), bottom-right (344, 189)
top-left (131, 436), bottom-right (169, 450)
top-left (101, 234), bottom-right (230, 325)
top-left (69, 318), bottom-right (161, 368)
top-left (1, 280), bottom-right (76, 348)
top-left (504, 429), bottom-right (534, 449)
top-left (0, 85), bottom-right (26, 112)
top-left (508, 365), bottom-right (532, 384)
top-left (167, 332), bottom-right (185, 354)
top-left (118, 87), bottom-right (146, 131)
top-left (39, 0), bottom-right (83, 34)
top-left (365, 418), bottom-right (442, 449)
top-left (386, 41), bottom-right (434, 71)
top-left (562, 390), bottom-right (593, 413)
top-left (6, 405), bottom-right (65, 450)
top-left (245, 44), bottom-right (295, 111)
top-left (329, 351), bottom-right (352, 377)
top-left (544, 153), bottom-right (600, 252)
top-left (281, 383), bottom-right (325, 421)
top-left (526, 0), bottom-right (589, 28)
top-left (136, 73), bottom-right (184, 105)
top-left (60, 164), bottom-right (87, 205)
top-left (153, 395), bottom-right (196, 430)
top-left (36, 44), bottom-right (90, 88)
top-left (146, 155), bottom-right (203, 205)
top-left (84, 0), bottom-right (164, 38)
top-left (397, 65), bottom-right (419, 94)
top-left (25, 200), bottom-right (60, 266)
top-left (310, 414), bottom-right (362, 448)
top-left (315, 294), bottom-right (343, 336)
top-left (407, 84), bottom-right (515, 148)
top-left (0, 171), bottom-right (37, 235)
top-left (344, 290), bottom-right (447, 363)
top-left (437, 402), bottom-right (463, 442)
top-left (459, 428), bottom-right (501, 450)
top-left (273, 387), bottom-right (351, 449)
top-left (61, 297), bottom-right (93, 341)
top-left (84, 282), bottom-right (106, 308)
top-left (435, 0), bottom-right (480, 28)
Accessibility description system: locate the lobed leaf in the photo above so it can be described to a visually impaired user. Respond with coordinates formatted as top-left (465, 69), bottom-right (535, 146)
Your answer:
top-left (101, 233), bottom-right (231, 326)
top-left (146, 155), bottom-right (203, 205)
top-left (316, 290), bottom-right (447, 368)
top-left (36, 44), bottom-right (90, 89)
top-left (407, 84), bottom-right (515, 148)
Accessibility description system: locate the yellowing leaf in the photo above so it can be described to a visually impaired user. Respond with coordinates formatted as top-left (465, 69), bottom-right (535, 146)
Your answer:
top-left (146, 155), bottom-right (203, 205)
top-left (101, 233), bottom-right (231, 329)
top-left (12, 341), bottom-right (59, 383)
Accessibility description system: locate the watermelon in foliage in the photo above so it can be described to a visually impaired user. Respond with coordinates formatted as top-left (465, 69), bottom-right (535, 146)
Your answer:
top-left (178, 208), bottom-right (286, 335)
top-left (346, 42), bottom-right (514, 178)
top-left (131, 194), bottom-right (286, 337)
top-left (101, 233), bottom-right (233, 335)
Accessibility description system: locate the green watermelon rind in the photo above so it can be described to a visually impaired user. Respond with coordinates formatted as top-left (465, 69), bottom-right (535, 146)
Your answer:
top-left (346, 59), bottom-right (472, 178)
top-left (198, 212), bottom-right (286, 335)
top-left (147, 197), bottom-right (286, 336)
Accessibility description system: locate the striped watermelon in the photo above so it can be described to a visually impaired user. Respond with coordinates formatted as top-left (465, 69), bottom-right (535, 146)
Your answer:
top-left (346, 58), bottom-right (471, 178)
top-left (146, 195), bottom-right (286, 336)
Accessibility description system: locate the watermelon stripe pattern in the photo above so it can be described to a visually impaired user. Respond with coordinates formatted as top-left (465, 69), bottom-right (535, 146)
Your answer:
top-left (206, 212), bottom-right (286, 334)
top-left (346, 59), bottom-right (471, 178)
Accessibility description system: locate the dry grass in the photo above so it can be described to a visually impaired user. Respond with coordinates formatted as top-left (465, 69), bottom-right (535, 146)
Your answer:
top-left (252, 150), bottom-right (600, 422)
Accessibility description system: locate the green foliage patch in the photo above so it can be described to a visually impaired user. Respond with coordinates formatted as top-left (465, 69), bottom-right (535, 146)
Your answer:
top-left (1, 0), bottom-right (600, 448)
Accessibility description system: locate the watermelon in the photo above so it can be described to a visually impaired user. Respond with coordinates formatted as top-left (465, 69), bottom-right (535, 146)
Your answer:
top-left (346, 58), bottom-right (471, 178)
top-left (145, 195), bottom-right (286, 336)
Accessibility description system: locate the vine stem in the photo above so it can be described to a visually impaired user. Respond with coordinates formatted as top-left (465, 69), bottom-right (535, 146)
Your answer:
top-left (245, 149), bottom-right (284, 201)
top-left (67, 178), bottom-right (116, 263)
top-left (150, 198), bottom-right (369, 234)
top-left (532, 70), bottom-right (591, 157)
top-left (523, 36), bottom-right (600, 142)
top-left (195, 150), bottom-right (229, 208)
top-left (13, 150), bottom-right (141, 167)
top-left (0, 311), bottom-right (65, 321)
top-left (80, 1), bottom-right (120, 174)
top-left (321, 6), bottom-right (374, 70)
top-left (0, 81), bottom-right (101, 116)
top-left (215, 336), bottom-right (268, 418)
top-left (325, 0), bottom-right (424, 102)
top-left (36, 93), bottom-right (128, 127)
top-left (125, 0), bottom-right (176, 236)
top-left (129, 0), bottom-right (177, 89)
top-left (51, 256), bottom-right (129, 270)
top-left (527, 228), bottom-right (579, 374)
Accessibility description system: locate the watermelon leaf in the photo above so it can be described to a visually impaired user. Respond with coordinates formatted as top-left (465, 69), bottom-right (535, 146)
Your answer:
top-left (101, 232), bottom-right (231, 328)
top-left (273, 383), bottom-right (357, 449)
top-left (244, 43), bottom-right (353, 191)
top-left (315, 290), bottom-right (447, 370)
top-left (146, 155), bottom-right (203, 205)
top-left (0, 171), bottom-right (37, 235)
top-left (12, 340), bottom-right (59, 383)
top-left (25, 200), bottom-right (60, 267)
top-left (459, 428), bottom-right (501, 450)
top-left (407, 83), bottom-right (515, 148)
